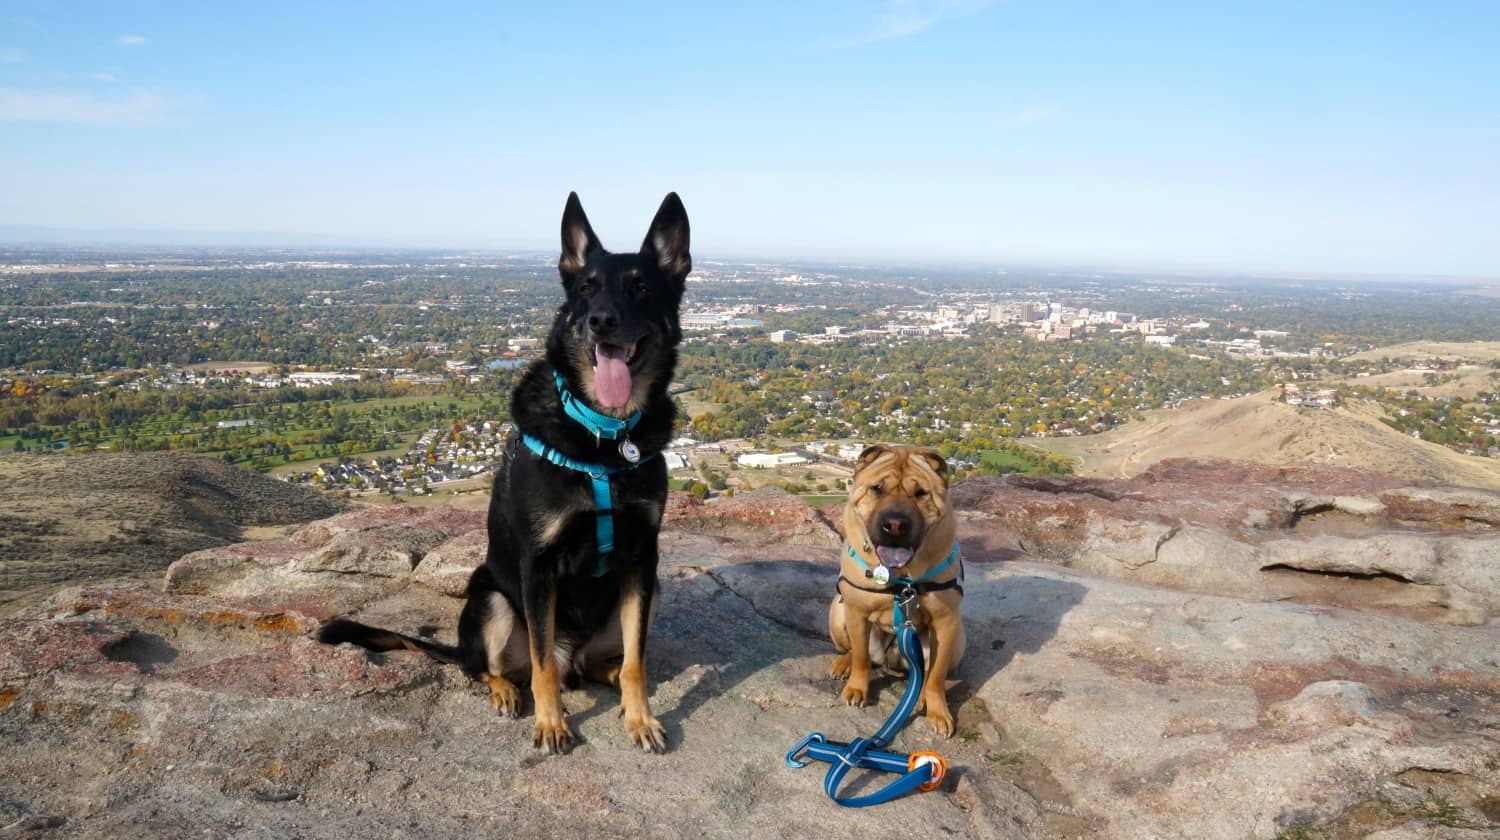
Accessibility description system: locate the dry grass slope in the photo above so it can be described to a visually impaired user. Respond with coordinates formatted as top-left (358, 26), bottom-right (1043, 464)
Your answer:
top-left (1339, 341), bottom-right (1500, 399)
top-left (1038, 389), bottom-right (1500, 491)
top-left (0, 452), bottom-right (345, 611)
top-left (1345, 341), bottom-right (1500, 363)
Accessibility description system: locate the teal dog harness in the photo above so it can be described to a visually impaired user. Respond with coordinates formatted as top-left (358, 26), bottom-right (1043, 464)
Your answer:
top-left (518, 370), bottom-right (654, 576)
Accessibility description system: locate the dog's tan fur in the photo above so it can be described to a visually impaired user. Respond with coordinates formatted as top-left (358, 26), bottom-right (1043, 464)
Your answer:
top-left (828, 444), bottom-right (966, 737)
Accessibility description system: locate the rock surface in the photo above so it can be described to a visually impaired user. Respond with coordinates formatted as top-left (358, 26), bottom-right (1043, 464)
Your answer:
top-left (952, 458), bottom-right (1500, 625)
top-left (2, 458), bottom-right (1498, 838)
top-left (665, 487), bottom-right (842, 548)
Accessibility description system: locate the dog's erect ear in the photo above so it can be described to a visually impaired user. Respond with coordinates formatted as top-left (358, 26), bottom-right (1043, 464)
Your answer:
top-left (559, 192), bottom-right (603, 277)
top-left (855, 444), bottom-right (893, 474)
top-left (912, 447), bottom-right (950, 487)
top-left (641, 192), bottom-right (691, 280)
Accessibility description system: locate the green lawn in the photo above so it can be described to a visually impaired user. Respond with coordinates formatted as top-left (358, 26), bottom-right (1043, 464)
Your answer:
top-left (2, 391), bottom-right (505, 471)
top-left (979, 448), bottom-right (1043, 473)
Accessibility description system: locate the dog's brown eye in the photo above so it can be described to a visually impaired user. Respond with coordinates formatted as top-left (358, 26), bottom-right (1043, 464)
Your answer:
top-left (914, 487), bottom-right (928, 499)
top-left (869, 485), bottom-right (884, 497)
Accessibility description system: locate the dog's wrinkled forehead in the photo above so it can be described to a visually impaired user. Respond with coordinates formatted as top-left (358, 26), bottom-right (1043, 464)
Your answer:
top-left (855, 444), bottom-right (948, 487)
top-left (851, 444), bottom-right (950, 515)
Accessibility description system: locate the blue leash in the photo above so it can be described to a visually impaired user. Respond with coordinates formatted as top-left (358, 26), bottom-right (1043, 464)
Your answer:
top-left (786, 615), bottom-right (948, 806)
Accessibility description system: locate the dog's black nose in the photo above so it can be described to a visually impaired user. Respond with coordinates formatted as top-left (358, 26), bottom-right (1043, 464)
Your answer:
top-left (588, 311), bottom-right (618, 336)
top-left (879, 513), bottom-right (911, 538)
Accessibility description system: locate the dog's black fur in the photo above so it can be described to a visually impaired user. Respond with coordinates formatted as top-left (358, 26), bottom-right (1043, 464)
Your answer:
top-left (320, 192), bottom-right (690, 753)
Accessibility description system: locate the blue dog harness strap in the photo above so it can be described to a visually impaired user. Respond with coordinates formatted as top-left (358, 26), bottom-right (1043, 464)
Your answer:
top-left (511, 370), bottom-right (656, 576)
top-left (519, 432), bottom-right (654, 577)
top-left (553, 370), bottom-right (640, 442)
top-left (591, 474), bottom-right (615, 555)
top-left (845, 542), bottom-right (962, 590)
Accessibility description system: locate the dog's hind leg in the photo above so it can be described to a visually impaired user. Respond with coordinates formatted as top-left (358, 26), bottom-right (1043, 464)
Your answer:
top-left (575, 586), bottom-right (656, 688)
top-left (576, 600), bottom-right (624, 687)
top-left (478, 592), bottom-right (527, 717)
top-left (868, 625), bottom-right (898, 673)
top-left (828, 595), bottom-right (854, 679)
top-left (618, 571), bottom-right (667, 753)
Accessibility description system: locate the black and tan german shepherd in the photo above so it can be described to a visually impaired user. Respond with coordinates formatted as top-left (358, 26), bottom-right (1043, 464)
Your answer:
top-left (320, 192), bottom-right (690, 753)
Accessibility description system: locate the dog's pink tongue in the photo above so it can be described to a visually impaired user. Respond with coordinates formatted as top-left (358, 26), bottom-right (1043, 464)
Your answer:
top-left (876, 546), bottom-right (914, 569)
top-left (593, 344), bottom-right (632, 409)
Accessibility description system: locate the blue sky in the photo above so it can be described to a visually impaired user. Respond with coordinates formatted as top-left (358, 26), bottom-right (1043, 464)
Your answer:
top-left (2, 1), bottom-right (1497, 276)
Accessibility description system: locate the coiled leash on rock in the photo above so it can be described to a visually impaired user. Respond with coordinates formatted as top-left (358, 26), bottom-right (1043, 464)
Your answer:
top-left (786, 588), bottom-right (950, 807)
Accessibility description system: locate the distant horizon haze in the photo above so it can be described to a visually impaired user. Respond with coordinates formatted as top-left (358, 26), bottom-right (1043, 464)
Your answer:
top-left (2, 222), bottom-right (1496, 286)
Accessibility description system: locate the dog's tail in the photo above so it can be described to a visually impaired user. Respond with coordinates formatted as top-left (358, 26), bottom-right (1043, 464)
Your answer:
top-left (317, 618), bottom-right (462, 665)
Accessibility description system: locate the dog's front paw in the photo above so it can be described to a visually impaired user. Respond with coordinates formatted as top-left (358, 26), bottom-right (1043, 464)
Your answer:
top-left (483, 673), bottom-right (522, 718)
top-left (924, 699), bottom-right (955, 739)
top-left (624, 714), bottom-right (668, 753)
top-left (532, 717), bottom-right (575, 753)
top-left (829, 653), bottom-right (852, 680)
top-left (841, 683), bottom-right (868, 707)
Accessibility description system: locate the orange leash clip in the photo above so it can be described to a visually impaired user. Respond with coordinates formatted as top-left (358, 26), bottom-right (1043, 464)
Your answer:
top-left (908, 751), bottom-right (948, 792)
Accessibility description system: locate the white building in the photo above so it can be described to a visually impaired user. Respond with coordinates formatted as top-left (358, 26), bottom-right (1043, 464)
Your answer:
top-left (737, 452), bottom-right (809, 468)
top-left (682, 312), bottom-right (728, 331)
top-left (289, 371), bottom-right (362, 387)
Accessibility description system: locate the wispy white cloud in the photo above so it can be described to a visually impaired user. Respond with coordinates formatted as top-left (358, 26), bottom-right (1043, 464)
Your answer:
top-left (0, 48), bottom-right (27, 64)
top-left (87, 73), bottom-right (119, 83)
top-left (116, 34), bottom-right (149, 46)
top-left (0, 87), bottom-right (169, 125)
top-left (1006, 104), bottom-right (1058, 127)
top-left (847, 0), bottom-right (1003, 46)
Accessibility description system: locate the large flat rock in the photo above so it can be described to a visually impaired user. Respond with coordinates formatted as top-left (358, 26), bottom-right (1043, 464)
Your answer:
top-left (952, 458), bottom-right (1500, 626)
top-left (3, 460), bottom-right (1498, 837)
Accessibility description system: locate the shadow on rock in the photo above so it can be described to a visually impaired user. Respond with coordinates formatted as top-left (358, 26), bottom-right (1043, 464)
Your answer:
top-left (653, 558), bottom-right (832, 741)
top-left (950, 573), bottom-right (1088, 710)
top-left (100, 630), bottom-right (180, 674)
top-left (651, 549), bottom-right (1087, 748)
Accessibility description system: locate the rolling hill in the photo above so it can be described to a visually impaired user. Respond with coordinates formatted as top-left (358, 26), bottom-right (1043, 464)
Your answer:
top-left (1036, 389), bottom-right (1500, 491)
top-left (0, 452), bottom-right (345, 612)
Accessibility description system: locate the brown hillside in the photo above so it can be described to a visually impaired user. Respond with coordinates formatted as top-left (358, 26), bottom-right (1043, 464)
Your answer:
top-left (1037, 389), bottom-right (1500, 491)
top-left (1345, 340), bottom-right (1500, 363)
top-left (0, 452), bottom-right (345, 611)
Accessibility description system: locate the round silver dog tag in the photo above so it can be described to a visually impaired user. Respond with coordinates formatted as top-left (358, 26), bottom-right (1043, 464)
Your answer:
top-left (619, 439), bottom-right (641, 463)
top-left (871, 565), bottom-right (890, 585)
